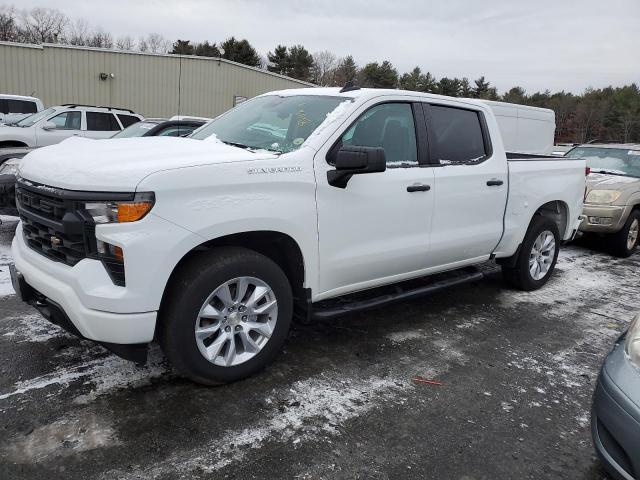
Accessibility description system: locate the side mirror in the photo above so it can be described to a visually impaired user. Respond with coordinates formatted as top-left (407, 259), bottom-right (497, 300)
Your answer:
top-left (42, 121), bottom-right (57, 131)
top-left (327, 146), bottom-right (386, 188)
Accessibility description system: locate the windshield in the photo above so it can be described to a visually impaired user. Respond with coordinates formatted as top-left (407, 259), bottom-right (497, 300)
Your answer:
top-left (566, 147), bottom-right (640, 178)
top-left (15, 107), bottom-right (56, 127)
top-left (111, 121), bottom-right (157, 138)
top-left (190, 95), bottom-right (347, 153)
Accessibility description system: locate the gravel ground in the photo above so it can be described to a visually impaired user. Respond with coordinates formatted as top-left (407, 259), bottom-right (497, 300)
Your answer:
top-left (0, 214), bottom-right (637, 480)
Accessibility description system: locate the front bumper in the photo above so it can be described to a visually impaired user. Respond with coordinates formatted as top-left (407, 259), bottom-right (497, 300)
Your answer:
top-left (592, 342), bottom-right (640, 480)
top-left (11, 225), bottom-right (157, 345)
top-left (580, 204), bottom-right (631, 233)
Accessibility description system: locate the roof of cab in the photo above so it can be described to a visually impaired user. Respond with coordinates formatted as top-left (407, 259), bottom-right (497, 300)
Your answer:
top-left (258, 87), bottom-right (491, 110)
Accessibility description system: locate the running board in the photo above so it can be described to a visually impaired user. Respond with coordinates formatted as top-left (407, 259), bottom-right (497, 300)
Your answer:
top-left (311, 268), bottom-right (484, 320)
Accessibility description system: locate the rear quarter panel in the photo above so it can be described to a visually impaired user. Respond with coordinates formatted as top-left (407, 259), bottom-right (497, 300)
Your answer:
top-left (494, 158), bottom-right (586, 257)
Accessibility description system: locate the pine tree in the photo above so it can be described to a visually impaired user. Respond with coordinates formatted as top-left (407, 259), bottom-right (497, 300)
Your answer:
top-left (287, 45), bottom-right (314, 82)
top-left (171, 39), bottom-right (194, 55)
top-left (474, 76), bottom-right (490, 98)
top-left (267, 45), bottom-right (289, 75)
top-left (333, 55), bottom-right (358, 86)
top-left (360, 61), bottom-right (398, 88)
top-left (194, 41), bottom-right (221, 58)
top-left (220, 37), bottom-right (261, 67)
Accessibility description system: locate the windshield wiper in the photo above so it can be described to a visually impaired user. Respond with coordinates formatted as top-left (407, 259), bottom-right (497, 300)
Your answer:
top-left (221, 141), bottom-right (282, 154)
top-left (592, 169), bottom-right (629, 177)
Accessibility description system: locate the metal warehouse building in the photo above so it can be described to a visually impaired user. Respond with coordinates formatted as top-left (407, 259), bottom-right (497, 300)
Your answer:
top-left (0, 41), bottom-right (312, 118)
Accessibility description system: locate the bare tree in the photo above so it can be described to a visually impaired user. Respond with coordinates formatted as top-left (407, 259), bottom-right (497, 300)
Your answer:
top-left (137, 36), bottom-right (148, 52)
top-left (116, 35), bottom-right (135, 50)
top-left (145, 32), bottom-right (170, 53)
top-left (67, 17), bottom-right (90, 45)
top-left (311, 50), bottom-right (337, 86)
top-left (20, 7), bottom-right (68, 44)
top-left (87, 29), bottom-right (113, 49)
top-left (0, 6), bottom-right (19, 42)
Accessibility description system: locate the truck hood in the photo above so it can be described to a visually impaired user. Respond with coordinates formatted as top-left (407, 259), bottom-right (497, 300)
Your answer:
top-left (18, 136), bottom-right (277, 191)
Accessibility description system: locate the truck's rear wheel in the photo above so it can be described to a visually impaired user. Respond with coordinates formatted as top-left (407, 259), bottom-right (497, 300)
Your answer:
top-left (609, 210), bottom-right (640, 258)
top-left (502, 216), bottom-right (560, 291)
top-left (159, 247), bottom-right (293, 385)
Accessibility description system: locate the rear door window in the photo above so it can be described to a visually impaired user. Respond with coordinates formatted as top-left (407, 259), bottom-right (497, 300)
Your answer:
top-left (7, 99), bottom-right (38, 114)
top-left (117, 114), bottom-right (140, 128)
top-left (87, 112), bottom-right (121, 131)
top-left (0, 99), bottom-right (38, 114)
top-left (428, 105), bottom-right (488, 165)
top-left (49, 111), bottom-right (81, 130)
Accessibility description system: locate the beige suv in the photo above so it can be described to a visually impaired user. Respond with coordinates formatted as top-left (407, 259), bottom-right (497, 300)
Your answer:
top-left (567, 143), bottom-right (640, 257)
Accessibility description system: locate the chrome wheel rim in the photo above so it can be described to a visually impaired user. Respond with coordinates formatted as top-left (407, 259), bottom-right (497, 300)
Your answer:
top-left (529, 230), bottom-right (556, 281)
top-left (628, 219), bottom-right (639, 251)
top-left (195, 276), bottom-right (278, 367)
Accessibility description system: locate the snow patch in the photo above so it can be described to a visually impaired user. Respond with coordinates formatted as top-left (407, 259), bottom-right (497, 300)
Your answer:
top-left (0, 346), bottom-right (167, 404)
top-left (106, 374), bottom-right (409, 479)
top-left (2, 313), bottom-right (67, 343)
top-left (386, 329), bottom-right (425, 344)
top-left (3, 412), bottom-right (119, 462)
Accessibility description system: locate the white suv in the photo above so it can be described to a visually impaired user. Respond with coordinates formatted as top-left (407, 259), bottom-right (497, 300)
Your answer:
top-left (0, 105), bottom-right (143, 148)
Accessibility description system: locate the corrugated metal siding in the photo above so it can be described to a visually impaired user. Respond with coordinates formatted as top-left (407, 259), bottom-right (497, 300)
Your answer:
top-left (0, 42), bottom-right (313, 118)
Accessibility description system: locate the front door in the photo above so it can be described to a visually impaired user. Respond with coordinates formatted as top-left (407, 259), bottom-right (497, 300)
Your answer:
top-left (35, 110), bottom-right (82, 146)
top-left (315, 100), bottom-right (435, 298)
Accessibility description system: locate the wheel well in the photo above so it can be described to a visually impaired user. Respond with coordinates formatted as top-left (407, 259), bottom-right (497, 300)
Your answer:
top-left (0, 141), bottom-right (28, 148)
top-left (535, 200), bottom-right (569, 237)
top-left (167, 230), bottom-right (305, 300)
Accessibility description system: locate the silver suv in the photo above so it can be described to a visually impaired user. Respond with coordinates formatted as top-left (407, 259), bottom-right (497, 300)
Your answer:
top-left (0, 105), bottom-right (143, 149)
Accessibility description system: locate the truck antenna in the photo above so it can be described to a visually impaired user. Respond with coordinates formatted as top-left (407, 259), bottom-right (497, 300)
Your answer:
top-left (340, 81), bottom-right (361, 93)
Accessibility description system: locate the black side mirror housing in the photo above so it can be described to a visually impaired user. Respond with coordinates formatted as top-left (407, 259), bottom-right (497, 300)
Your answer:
top-left (327, 146), bottom-right (386, 188)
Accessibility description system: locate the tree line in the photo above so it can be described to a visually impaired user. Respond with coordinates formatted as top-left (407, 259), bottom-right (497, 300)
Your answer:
top-left (1, 6), bottom-right (638, 142)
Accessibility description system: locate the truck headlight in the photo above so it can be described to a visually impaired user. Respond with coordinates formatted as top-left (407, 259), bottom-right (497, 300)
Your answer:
top-left (0, 158), bottom-right (21, 175)
top-left (586, 190), bottom-right (621, 204)
top-left (624, 314), bottom-right (640, 368)
top-left (84, 192), bottom-right (155, 224)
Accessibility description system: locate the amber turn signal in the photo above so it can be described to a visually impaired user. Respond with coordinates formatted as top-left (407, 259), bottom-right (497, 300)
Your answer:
top-left (117, 202), bottom-right (153, 223)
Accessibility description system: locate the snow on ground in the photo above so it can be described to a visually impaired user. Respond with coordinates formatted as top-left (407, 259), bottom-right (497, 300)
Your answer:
top-left (0, 242), bottom-right (14, 297)
top-left (0, 345), bottom-right (168, 405)
top-left (5, 412), bottom-right (120, 463)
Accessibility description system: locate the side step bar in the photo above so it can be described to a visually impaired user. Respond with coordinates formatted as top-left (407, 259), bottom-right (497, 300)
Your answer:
top-left (311, 269), bottom-right (484, 320)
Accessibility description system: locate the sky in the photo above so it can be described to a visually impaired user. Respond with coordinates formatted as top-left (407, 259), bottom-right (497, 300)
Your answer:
top-left (11, 0), bottom-right (640, 94)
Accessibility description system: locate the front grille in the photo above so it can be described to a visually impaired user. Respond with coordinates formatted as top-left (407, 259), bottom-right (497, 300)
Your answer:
top-left (16, 179), bottom-right (135, 285)
top-left (22, 215), bottom-right (86, 265)
top-left (16, 184), bottom-right (88, 267)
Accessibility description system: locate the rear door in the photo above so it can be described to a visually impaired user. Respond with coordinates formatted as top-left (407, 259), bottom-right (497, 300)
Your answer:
top-left (424, 102), bottom-right (508, 267)
top-left (84, 111), bottom-right (122, 139)
top-left (314, 98), bottom-right (436, 297)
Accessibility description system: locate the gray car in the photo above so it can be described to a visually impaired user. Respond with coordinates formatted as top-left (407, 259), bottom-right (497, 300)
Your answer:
top-left (592, 313), bottom-right (640, 480)
top-left (566, 144), bottom-right (640, 257)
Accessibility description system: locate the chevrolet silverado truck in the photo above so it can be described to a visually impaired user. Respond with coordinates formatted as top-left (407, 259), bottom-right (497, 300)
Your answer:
top-left (10, 87), bottom-right (586, 385)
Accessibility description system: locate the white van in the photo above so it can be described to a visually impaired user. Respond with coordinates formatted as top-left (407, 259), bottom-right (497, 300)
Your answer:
top-left (478, 100), bottom-right (556, 156)
top-left (0, 95), bottom-right (44, 125)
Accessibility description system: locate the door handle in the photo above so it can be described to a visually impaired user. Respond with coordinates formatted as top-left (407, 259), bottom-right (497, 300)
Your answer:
top-left (486, 179), bottom-right (504, 186)
top-left (407, 183), bottom-right (431, 192)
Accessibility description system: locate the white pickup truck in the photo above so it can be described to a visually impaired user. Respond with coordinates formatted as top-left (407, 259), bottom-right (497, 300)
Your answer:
top-left (10, 87), bottom-right (586, 385)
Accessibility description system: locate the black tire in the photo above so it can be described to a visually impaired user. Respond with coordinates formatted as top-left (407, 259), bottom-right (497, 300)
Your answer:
top-left (609, 210), bottom-right (640, 258)
top-left (502, 215), bottom-right (561, 291)
top-left (158, 247), bottom-right (293, 385)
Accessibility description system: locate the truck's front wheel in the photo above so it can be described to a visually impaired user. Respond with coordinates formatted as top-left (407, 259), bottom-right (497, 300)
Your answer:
top-left (159, 247), bottom-right (293, 385)
top-left (502, 216), bottom-right (560, 291)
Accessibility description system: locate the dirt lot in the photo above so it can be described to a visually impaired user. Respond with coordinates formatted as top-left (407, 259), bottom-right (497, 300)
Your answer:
top-left (0, 214), bottom-right (636, 479)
